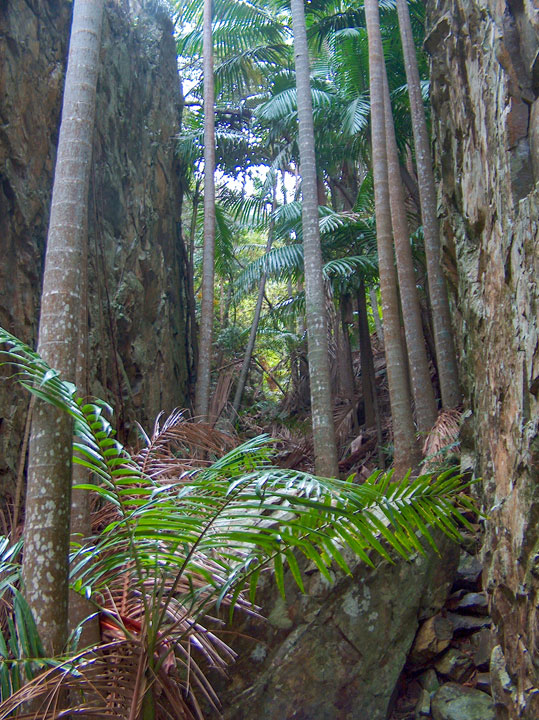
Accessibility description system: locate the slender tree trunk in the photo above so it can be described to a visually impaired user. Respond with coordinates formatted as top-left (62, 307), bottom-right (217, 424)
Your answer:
top-left (382, 69), bottom-right (438, 434)
top-left (232, 184), bottom-right (277, 415)
top-left (194, 0), bottom-right (216, 420)
top-left (396, 0), bottom-right (460, 408)
top-left (364, 0), bottom-right (420, 475)
top-left (290, 0), bottom-right (338, 477)
top-left (369, 286), bottom-right (384, 344)
top-left (69, 204), bottom-right (100, 648)
top-left (186, 179), bottom-right (200, 376)
top-left (357, 282), bottom-right (385, 468)
top-left (22, 0), bottom-right (104, 655)
top-left (339, 295), bottom-right (356, 402)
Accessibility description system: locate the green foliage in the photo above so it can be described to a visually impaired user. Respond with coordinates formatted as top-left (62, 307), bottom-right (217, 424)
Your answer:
top-left (0, 539), bottom-right (53, 700)
top-left (0, 326), bottom-right (478, 716)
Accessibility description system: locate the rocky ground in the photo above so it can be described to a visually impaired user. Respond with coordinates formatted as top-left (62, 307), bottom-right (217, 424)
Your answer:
top-left (390, 529), bottom-right (496, 720)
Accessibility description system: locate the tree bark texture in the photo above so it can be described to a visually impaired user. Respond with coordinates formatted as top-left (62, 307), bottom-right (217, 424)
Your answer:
top-left (22, 0), bottom-right (104, 655)
top-left (382, 69), bottom-right (438, 434)
top-left (369, 286), bottom-right (384, 344)
top-left (194, 0), bottom-right (216, 420)
top-left (364, 0), bottom-right (420, 475)
top-left (186, 179), bottom-right (201, 380)
top-left (357, 282), bottom-right (385, 468)
top-left (290, 0), bottom-right (339, 478)
top-left (339, 295), bottom-right (356, 402)
top-left (396, 0), bottom-right (460, 408)
top-left (69, 184), bottom-right (100, 648)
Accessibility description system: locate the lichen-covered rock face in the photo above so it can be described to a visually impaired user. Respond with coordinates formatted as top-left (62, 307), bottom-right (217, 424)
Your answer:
top-left (217, 538), bottom-right (460, 720)
top-left (425, 0), bottom-right (539, 717)
top-left (0, 0), bottom-right (192, 499)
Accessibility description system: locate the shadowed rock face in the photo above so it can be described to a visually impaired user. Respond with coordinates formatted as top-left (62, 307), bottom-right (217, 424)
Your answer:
top-left (0, 0), bottom-right (192, 501)
top-left (215, 537), bottom-right (460, 720)
top-left (425, 0), bottom-right (539, 717)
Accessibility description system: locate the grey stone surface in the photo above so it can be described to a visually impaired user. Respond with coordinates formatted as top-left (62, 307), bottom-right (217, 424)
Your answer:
top-left (431, 683), bottom-right (496, 720)
top-left (447, 612), bottom-right (492, 635)
top-left (434, 648), bottom-right (474, 682)
top-left (454, 592), bottom-right (488, 616)
top-left (415, 688), bottom-right (432, 719)
top-left (453, 555), bottom-right (483, 591)
top-left (426, 0), bottom-right (539, 715)
top-left (431, 683), bottom-right (495, 720)
top-left (0, 0), bottom-right (192, 504)
top-left (418, 668), bottom-right (440, 694)
top-left (218, 537), bottom-right (460, 720)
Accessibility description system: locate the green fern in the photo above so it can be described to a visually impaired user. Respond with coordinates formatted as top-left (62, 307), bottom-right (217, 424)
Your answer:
top-left (0, 326), bottom-right (478, 716)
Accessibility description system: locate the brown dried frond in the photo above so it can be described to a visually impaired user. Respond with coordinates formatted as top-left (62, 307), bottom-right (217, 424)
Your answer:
top-left (0, 641), bottom-right (144, 719)
top-left (422, 408), bottom-right (462, 469)
top-left (134, 409), bottom-right (238, 480)
top-left (271, 427), bottom-right (313, 472)
top-left (208, 366), bottom-right (238, 425)
top-left (333, 396), bottom-right (363, 452)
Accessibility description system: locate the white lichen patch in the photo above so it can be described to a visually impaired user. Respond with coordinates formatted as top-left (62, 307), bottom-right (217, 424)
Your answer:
top-left (342, 583), bottom-right (371, 617)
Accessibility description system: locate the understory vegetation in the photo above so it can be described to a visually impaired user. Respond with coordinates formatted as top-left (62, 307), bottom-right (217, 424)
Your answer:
top-left (0, 0), bottom-right (478, 717)
top-left (0, 329), bottom-right (476, 717)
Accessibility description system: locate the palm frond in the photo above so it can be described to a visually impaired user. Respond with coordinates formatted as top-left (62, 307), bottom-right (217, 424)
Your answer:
top-left (235, 243), bottom-right (304, 295)
top-left (256, 86), bottom-right (334, 123)
top-left (0, 326), bottom-right (478, 717)
top-left (342, 93), bottom-right (370, 135)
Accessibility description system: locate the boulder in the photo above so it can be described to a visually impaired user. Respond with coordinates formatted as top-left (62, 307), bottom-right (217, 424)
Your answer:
top-left (453, 554), bottom-right (483, 592)
top-left (431, 683), bottom-right (495, 720)
top-left (447, 612), bottom-right (492, 635)
top-left (418, 668), bottom-right (440, 693)
top-left (470, 628), bottom-right (493, 670)
top-left (415, 688), bottom-right (432, 719)
top-left (434, 648), bottom-right (474, 682)
top-left (219, 536), bottom-right (460, 720)
top-left (454, 592), bottom-right (489, 616)
top-left (409, 614), bottom-right (454, 665)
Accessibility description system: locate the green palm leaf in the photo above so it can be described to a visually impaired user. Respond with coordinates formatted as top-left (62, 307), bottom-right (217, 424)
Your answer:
top-left (0, 326), bottom-right (478, 715)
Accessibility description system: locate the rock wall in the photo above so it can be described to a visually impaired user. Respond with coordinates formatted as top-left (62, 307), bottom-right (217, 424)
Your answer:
top-left (0, 0), bottom-right (192, 500)
top-left (216, 539), bottom-right (460, 720)
top-left (425, 0), bottom-right (539, 716)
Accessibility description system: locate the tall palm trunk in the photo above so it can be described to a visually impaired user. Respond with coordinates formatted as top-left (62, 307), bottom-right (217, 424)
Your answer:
top-left (396, 0), bottom-right (460, 408)
top-left (290, 0), bottom-right (338, 478)
top-left (232, 184), bottom-right (278, 416)
top-left (194, 0), bottom-right (216, 420)
top-left (369, 286), bottom-right (384, 344)
top-left (357, 281), bottom-right (385, 468)
top-left (186, 178), bottom-right (201, 377)
top-left (69, 218), bottom-right (100, 649)
top-left (22, 0), bottom-right (104, 655)
top-left (364, 0), bottom-right (420, 475)
top-left (339, 295), bottom-right (356, 402)
top-left (382, 68), bottom-right (438, 434)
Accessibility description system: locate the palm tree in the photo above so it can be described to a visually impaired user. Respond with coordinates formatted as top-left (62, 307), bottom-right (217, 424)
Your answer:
top-left (289, 0), bottom-right (339, 477)
top-left (364, 0), bottom-right (420, 475)
top-left (382, 67), bottom-right (438, 434)
top-left (0, 324), bottom-right (476, 718)
top-left (396, 0), bottom-right (460, 408)
top-left (22, 0), bottom-right (104, 655)
top-left (194, 0), bottom-right (217, 421)
top-left (177, 0), bottom-right (291, 420)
